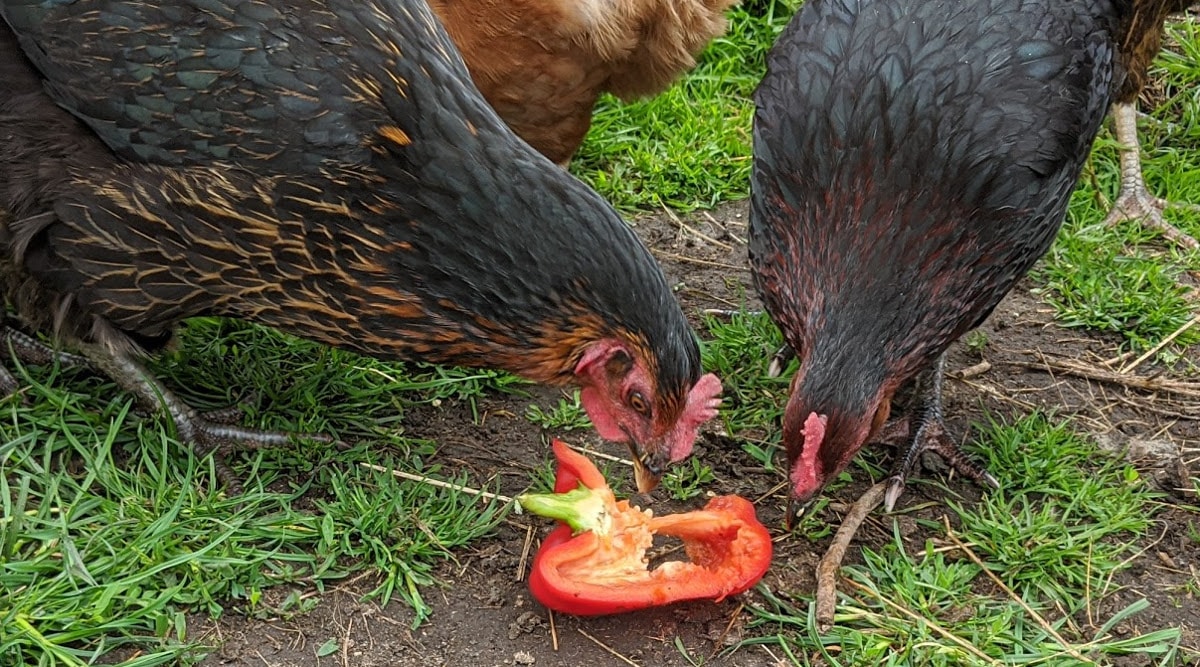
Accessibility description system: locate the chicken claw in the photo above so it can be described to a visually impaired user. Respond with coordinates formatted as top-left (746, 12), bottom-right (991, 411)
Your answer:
top-left (0, 322), bottom-right (90, 399)
top-left (874, 355), bottom-right (999, 511)
top-left (78, 341), bottom-right (339, 495)
top-left (1102, 102), bottom-right (1200, 251)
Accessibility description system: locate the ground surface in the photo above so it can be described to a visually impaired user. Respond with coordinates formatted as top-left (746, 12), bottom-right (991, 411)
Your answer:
top-left (190, 203), bottom-right (1200, 667)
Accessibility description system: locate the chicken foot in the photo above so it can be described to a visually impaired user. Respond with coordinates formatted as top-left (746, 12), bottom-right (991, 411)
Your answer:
top-left (875, 355), bottom-right (999, 511)
top-left (77, 341), bottom-right (338, 494)
top-left (1102, 102), bottom-right (1200, 250)
top-left (0, 322), bottom-right (91, 398)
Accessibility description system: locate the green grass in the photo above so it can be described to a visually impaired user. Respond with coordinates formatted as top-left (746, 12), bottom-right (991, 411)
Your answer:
top-left (0, 321), bottom-right (509, 666)
top-left (733, 415), bottom-right (1181, 667)
top-left (5, 2), bottom-right (1200, 665)
top-left (570, 3), bottom-right (798, 212)
top-left (1037, 19), bottom-right (1200, 355)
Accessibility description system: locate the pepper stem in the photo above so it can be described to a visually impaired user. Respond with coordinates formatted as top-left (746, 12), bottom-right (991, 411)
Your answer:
top-left (517, 485), bottom-right (613, 534)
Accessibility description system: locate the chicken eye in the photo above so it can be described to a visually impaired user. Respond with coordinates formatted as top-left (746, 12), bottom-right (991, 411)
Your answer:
top-left (627, 391), bottom-right (650, 417)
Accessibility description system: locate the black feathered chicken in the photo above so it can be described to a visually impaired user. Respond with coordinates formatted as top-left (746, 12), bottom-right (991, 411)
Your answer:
top-left (0, 0), bottom-right (721, 491)
top-left (750, 0), bottom-right (1121, 514)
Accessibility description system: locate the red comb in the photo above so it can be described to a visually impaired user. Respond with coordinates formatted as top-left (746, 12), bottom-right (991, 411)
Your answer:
top-left (668, 373), bottom-right (723, 462)
top-left (791, 412), bottom-right (827, 496)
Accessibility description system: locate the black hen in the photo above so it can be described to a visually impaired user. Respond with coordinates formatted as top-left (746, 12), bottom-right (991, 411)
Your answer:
top-left (0, 0), bottom-right (721, 491)
top-left (750, 0), bottom-right (1120, 512)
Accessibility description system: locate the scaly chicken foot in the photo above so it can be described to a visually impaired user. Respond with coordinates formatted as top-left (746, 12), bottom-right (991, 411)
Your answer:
top-left (0, 322), bottom-right (91, 399)
top-left (77, 342), bottom-right (337, 494)
top-left (876, 355), bottom-right (999, 511)
top-left (1102, 102), bottom-right (1200, 251)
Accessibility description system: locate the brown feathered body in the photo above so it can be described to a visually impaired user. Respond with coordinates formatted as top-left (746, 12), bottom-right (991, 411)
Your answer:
top-left (428, 0), bottom-right (736, 164)
top-left (1115, 0), bottom-right (1191, 103)
top-left (0, 0), bottom-right (721, 483)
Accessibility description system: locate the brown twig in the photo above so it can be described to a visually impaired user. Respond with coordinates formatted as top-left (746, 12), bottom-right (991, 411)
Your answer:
top-left (753, 480), bottom-right (788, 506)
top-left (663, 205), bottom-right (733, 250)
top-left (1100, 349), bottom-right (1138, 369)
top-left (577, 628), bottom-right (641, 666)
top-left (942, 517), bottom-right (1093, 664)
top-left (652, 251), bottom-right (743, 271)
top-left (575, 447), bottom-right (633, 467)
top-left (1119, 314), bottom-right (1200, 374)
top-left (358, 463), bottom-right (515, 504)
top-left (516, 524), bottom-right (534, 582)
top-left (953, 360), bottom-right (992, 380)
top-left (709, 602), bottom-right (745, 659)
top-left (816, 481), bottom-right (887, 630)
top-left (1007, 355), bottom-right (1200, 399)
top-left (548, 609), bottom-right (559, 652)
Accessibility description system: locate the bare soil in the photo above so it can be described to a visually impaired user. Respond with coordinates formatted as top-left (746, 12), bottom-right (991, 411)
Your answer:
top-left (194, 203), bottom-right (1200, 667)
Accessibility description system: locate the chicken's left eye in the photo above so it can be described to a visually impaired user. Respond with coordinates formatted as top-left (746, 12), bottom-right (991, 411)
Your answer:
top-left (627, 391), bottom-right (650, 417)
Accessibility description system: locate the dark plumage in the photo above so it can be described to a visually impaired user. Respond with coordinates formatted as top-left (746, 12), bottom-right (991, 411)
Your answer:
top-left (0, 0), bottom-right (720, 490)
top-left (749, 0), bottom-right (1121, 510)
top-left (1102, 0), bottom-right (1197, 248)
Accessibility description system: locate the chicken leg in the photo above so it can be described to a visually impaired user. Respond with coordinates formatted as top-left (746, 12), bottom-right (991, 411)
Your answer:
top-left (76, 341), bottom-right (337, 494)
top-left (0, 322), bottom-right (91, 398)
top-left (1102, 102), bottom-right (1200, 250)
top-left (875, 354), bottom-right (999, 511)
top-left (766, 344), bottom-right (795, 378)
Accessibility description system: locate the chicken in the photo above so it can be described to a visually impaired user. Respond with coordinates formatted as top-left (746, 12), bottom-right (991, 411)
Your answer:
top-left (427, 0), bottom-right (737, 166)
top-left (0, 0), bottom-right (721, 492)
top-left (1102, 0), bottom-right (1198, 250)
top-left (749, 0), bottom-right (1120, 515)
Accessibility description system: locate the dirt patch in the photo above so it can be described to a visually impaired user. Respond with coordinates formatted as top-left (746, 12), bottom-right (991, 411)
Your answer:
top-left (195, 202), bottom-right (1200, 666)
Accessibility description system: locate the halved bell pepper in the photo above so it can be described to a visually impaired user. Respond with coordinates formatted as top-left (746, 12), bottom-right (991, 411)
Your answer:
top-left (517, 440), bottom-right (773, 616)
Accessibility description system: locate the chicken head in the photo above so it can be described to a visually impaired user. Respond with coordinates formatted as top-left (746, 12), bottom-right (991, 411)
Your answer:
top-left (575, 339), bottom-right (722, 493)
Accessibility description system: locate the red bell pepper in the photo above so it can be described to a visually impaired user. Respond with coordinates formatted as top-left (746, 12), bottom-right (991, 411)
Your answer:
top-left (517, 440), bottom-right (773, 616)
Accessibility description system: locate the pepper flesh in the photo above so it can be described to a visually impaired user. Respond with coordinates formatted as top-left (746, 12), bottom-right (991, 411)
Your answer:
top-left (519, 440), bottom-right (773, 616)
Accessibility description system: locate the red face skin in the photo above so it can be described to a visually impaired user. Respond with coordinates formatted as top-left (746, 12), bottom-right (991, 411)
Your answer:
top-left (573, 339), bottom-right (722, 491)
top-left (782, 373), bottom-right (890, 505)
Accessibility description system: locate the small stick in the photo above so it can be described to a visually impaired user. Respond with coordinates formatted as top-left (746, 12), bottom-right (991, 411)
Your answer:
top-left (942, 517), bottom-right (1093, 664)
top-left (575, 447), bottom-right (633, 466)
top-left (1006, 356), bottom-right (1200, 398)
top-left (709, 602), bottom-right (745, 657)
top-left (953, 361), bottom-right (991, 380)
top-left (516, 524), bottom-right (534, 582)
top-left (548, 609), bottom-right (559, 652)
top-left (1119, 314), bottom-right (1200, 374)
top-left (754, 480), bottom-right (788, 506)
top-left (577, 628), bottom-right (641, 667)
top-left (663, 205), bottom-right (733, 250)
top-left (652, 251), bottom-right (743, 271)
top-left (816, 481), bottom-right (887, 630)
top-left (340, 617), bottom-right (353, 667)
top-left (1100, 349), bottom-right (1137, 368)
top-left (358, 463), bottom-right (514, 504)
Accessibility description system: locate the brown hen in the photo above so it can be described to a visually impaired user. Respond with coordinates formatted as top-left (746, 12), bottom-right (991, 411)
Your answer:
top-left (429, 0), bottom-right (737, 165)
top-left (0, 0), bottom-right (721, 492)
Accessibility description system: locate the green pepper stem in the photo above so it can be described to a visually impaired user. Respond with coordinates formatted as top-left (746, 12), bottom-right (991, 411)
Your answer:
top-left (517, 485), bottom-right (612, 534)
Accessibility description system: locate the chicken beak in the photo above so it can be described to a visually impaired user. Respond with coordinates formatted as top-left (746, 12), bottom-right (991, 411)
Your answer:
top-left (784, 494), bottom-right (814, 531)
top-left (628, 443), bottom-right (664, 493)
